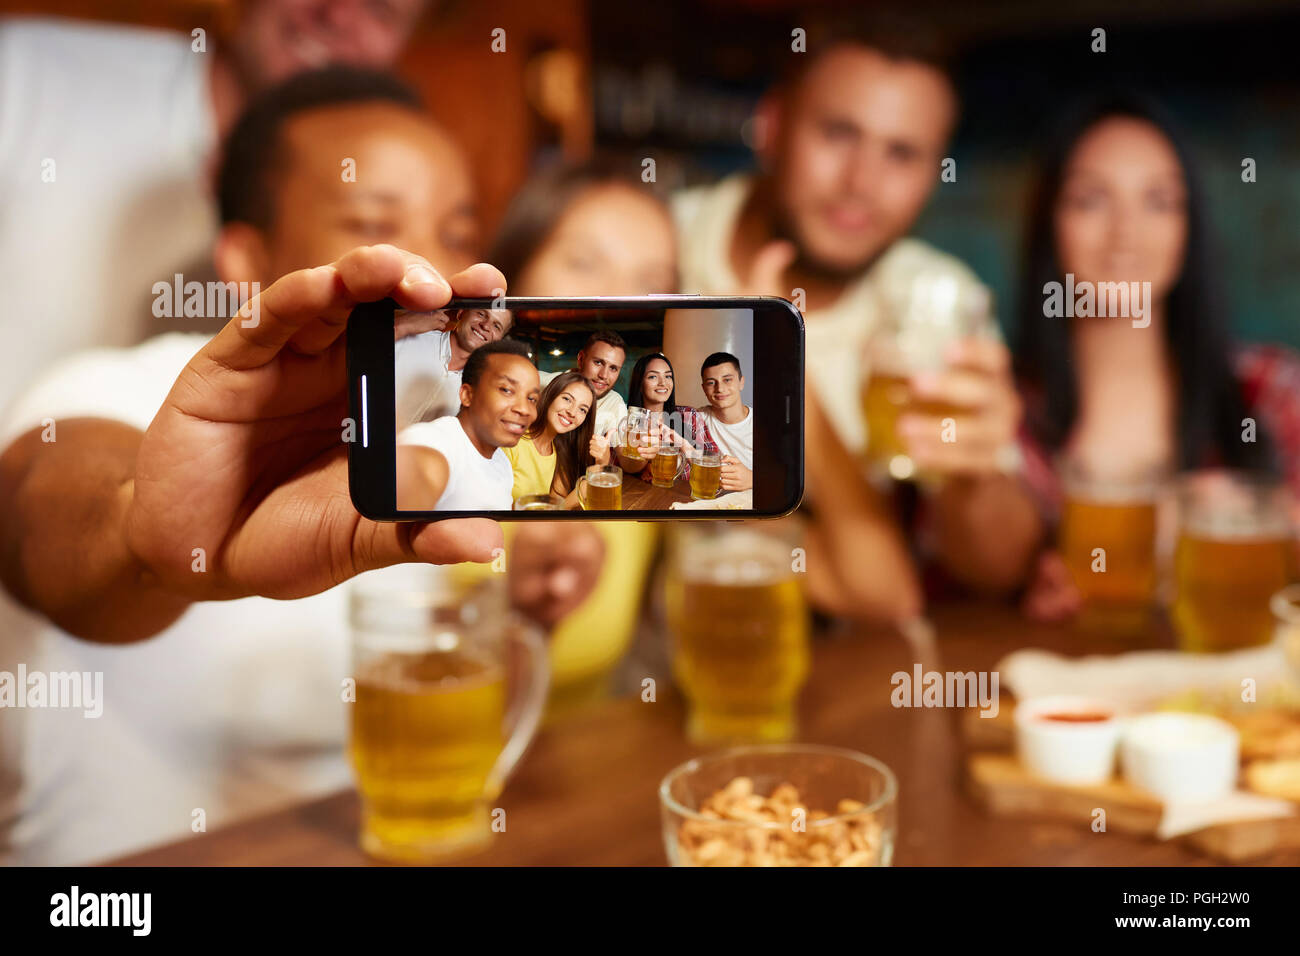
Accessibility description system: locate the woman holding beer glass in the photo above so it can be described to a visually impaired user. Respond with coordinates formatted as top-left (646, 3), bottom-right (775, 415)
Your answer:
top-left (451, 158), bottom-right (677, 712)
top-left (618, 352), bottom-right (720, 493)
top-left (1013, 92), bottom-right (1300, 642)
top-left (503, 370), bottom-right (610, 510)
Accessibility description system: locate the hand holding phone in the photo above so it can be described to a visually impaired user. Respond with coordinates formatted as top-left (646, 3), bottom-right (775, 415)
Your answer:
top-left (123, 246), bottom-right (509, 606)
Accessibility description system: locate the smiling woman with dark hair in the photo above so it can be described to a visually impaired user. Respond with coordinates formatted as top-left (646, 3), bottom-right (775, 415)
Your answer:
top-left (503, 369), bottom-right (610, 508)
top-left (1013, 91), bottom-right (1300, 621)
top-left (618, 352), bottom-right (719, 481)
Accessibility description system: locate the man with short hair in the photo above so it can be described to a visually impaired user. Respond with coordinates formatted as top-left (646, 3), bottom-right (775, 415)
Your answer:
top-left (395, 307), bottom-right (514, 424)
top-left (0, 70), bottom-right (597, 865)
top-left (697, 351), bottom-right (754, 492)
top-left (673, 13), bottom-right (1041, 602)
top-left (398, 339), bottom-right (540, 510)
top-left (542, 330), bottom-right (629, 438)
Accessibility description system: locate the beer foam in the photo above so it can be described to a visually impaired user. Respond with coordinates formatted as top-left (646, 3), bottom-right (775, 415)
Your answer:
top-left (681, 532), bottom-right (791, 585)
top-left (1181, 513), bottom-right (1292, 540)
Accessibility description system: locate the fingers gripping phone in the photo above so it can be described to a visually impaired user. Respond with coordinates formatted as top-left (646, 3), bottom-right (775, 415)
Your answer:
top-left (347, 296), bottom-right (803, 519)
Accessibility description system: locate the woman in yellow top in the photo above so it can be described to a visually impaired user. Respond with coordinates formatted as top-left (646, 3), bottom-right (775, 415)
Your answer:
top-left (504, 369), bottom-right (611, 507)
top-left (456, 157), bottom-right (676, 716)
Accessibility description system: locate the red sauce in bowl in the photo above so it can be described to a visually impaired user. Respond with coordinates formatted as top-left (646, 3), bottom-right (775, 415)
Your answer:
top-left (1040, 712), bottom-right (1112, 723)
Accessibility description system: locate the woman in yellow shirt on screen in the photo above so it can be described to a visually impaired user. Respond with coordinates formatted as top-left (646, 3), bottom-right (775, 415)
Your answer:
top-left (454, 157), bottom-right (676, 717)
top-left (504, 370), bottom-right (611, 507)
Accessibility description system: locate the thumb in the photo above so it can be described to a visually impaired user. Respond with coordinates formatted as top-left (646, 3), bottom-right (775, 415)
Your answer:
top-left (744, 240), bottom-right (797, 297)
top-left (353, 516), bottom-right (505, 574)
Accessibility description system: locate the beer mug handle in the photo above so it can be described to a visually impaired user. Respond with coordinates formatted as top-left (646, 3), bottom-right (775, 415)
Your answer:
top-left (486, 622), bottom-right (549, 798)
top-left (577, 476), bottom-right (589, 510)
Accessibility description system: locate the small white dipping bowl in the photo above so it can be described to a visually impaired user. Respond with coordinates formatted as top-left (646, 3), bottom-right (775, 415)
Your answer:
top-left (1119, 713), bottom-right (1239, 803)
top-left (1014, 695), bottom-right (1122, 786)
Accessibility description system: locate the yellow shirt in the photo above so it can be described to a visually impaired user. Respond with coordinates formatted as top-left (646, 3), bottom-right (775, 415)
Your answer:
top-left (503, 434), bottom-right (557, 501)
top-left (452, 522), bottom-right (660, 716)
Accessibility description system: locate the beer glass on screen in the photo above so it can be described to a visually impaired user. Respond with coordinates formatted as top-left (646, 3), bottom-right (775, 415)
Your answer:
top-left (690, 451), bottom-right (723, 501)
top-left (513, 493), bottom-right (562, 511)
top-left (665, 522), bottom-right (811, 744)
top-left (1173, 470), bottom-right (1295, 652)
top-left (348, 568), bottom-right (548, 862)
top-left (651, 447), bottom-right (683, 489)
top-left (577, 463), bottom-right (622, 510)
top-left (860, 272), bottom-right (995, 482)
top-left (1058, 458), bottom-right (1165, 634)
top-left (621, 407), bottom-right (650, 464)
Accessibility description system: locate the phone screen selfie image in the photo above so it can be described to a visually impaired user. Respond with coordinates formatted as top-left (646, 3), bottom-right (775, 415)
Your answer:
top-left (347, 296), bottom-right (803, 519)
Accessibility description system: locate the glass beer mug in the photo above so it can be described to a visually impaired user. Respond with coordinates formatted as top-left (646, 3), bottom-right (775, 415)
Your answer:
top-left (577, 463), bottom-right (623, 510)
top-left (348, 566), bottom-right (548, 862)
top-left (1058, 456), bottom-right (1166, 635)
top-left (1173, 470), bottom-right (1295, 652)
top-left (861, 271), bottom-right (995, 482)
top-left (620, 407), bottom-right (651, 464)
top-left (665, 522), bottom-right (811, 744)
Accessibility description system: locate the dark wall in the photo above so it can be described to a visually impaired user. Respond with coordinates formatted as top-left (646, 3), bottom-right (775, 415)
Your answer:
top-left (590, 1), bottom-right (1300, 347)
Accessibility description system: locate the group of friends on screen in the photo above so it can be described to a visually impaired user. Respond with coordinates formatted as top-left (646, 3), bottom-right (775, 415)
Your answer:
top-left (393, 317), bottom-right (754, 511)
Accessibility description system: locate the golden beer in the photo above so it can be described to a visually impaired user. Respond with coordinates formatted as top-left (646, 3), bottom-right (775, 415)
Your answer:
top-left (1060, 497), bottom-right (1158, 608)
top-left (667, 530), bottom-right (811, 743)
top-left (861, 372), bottom-right (963, 481)
top-left (1173, 471), bottom-right (1295, 652)
top-left (690, 458), bottom-right (722, 500)
top-left (350, 650), bottom-right (505, 860)
top-left (651, 449), bottom-right (680, 488)
top-left (579, 467), bottom-right (622, 510)
top-left (1174, 533), bottom-right (1293, 652)
top-left (621, 444), bottom-right (644, 464)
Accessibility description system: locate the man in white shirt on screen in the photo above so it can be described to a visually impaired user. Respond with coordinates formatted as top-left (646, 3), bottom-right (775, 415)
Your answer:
top-left (697, 351), bottom-right (754, 492)
top-left (394, 307), bottom-right (513, 425)
top-left (398, 339), bottom-right (540, 510)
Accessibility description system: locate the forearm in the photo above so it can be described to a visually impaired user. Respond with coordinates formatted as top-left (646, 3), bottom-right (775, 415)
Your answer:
top-left (805, 503), bottom-right (923, 624)
top-left (803, 389), bottom-right (921, 621)
top-left (0, 420), bottom-right (191, 643)
top-left (928, 473), bottom-right (1044, 596)
top-left (616, 450), bottom-right (647, 474)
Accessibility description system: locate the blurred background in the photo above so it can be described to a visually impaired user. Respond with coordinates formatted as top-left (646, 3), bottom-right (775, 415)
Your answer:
top-left (5, 0), bottom-right (1293, 344)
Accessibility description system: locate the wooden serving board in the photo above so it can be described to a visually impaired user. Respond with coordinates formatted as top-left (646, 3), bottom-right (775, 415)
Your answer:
top-left (966, 752), bottom-right (1300, 862)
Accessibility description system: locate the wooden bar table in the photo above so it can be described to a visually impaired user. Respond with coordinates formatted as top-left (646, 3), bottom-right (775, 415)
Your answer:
top-left (620, 471), bottom-right (693, 510)
top-left (106, 604), bottom-right (1300, 866)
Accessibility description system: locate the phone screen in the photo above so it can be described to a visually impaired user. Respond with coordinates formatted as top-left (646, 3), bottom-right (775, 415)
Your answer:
top-left (348, 297), bottom-right (803, 519)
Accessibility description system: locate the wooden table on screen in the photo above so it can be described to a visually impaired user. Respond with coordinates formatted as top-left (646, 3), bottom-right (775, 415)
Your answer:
top-left (105, 603), bottom-right (1300, 866)
top-left (620, 471), bottom-right (693, 510)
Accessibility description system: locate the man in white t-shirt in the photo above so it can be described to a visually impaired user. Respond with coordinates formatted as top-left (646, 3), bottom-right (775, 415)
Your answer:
top-left (398, 340), bottom-right (540, 510)
top-left (0, 75), bottom-right (597, 865)
top-left (540, 330), bottom-right (628, 438)
top-left (671, 12), bottom-right (1042, 605)
top-left (0, 5), bottom-right (427, 414)
top-left (697, 351), bottom-right (754, 492)
top-left (395, 308), bottom-right (513, 425)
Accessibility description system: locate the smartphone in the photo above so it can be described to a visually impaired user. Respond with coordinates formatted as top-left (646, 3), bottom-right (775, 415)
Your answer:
top-left (347, 295), bottom-right (803, 520)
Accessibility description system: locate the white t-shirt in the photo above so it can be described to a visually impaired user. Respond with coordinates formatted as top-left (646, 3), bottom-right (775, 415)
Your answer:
top-left (673, 174), bottom-right (993, 455)
top-left (700, 405), bottom-right (754, 470)
top-left (0, 333), bottom-right (358, 865)
top-left (539, 369), bottom-right (627, 438)
top-left (394, 330), bottom-right (463, 425)
top-left (397, 415), bottom-right (514, 511)
top-left (0, 18), bottom-right (218, 416)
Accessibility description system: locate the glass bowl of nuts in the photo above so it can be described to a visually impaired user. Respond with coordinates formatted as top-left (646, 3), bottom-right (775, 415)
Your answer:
top-left (658, 744), bottom-right (898, 866)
